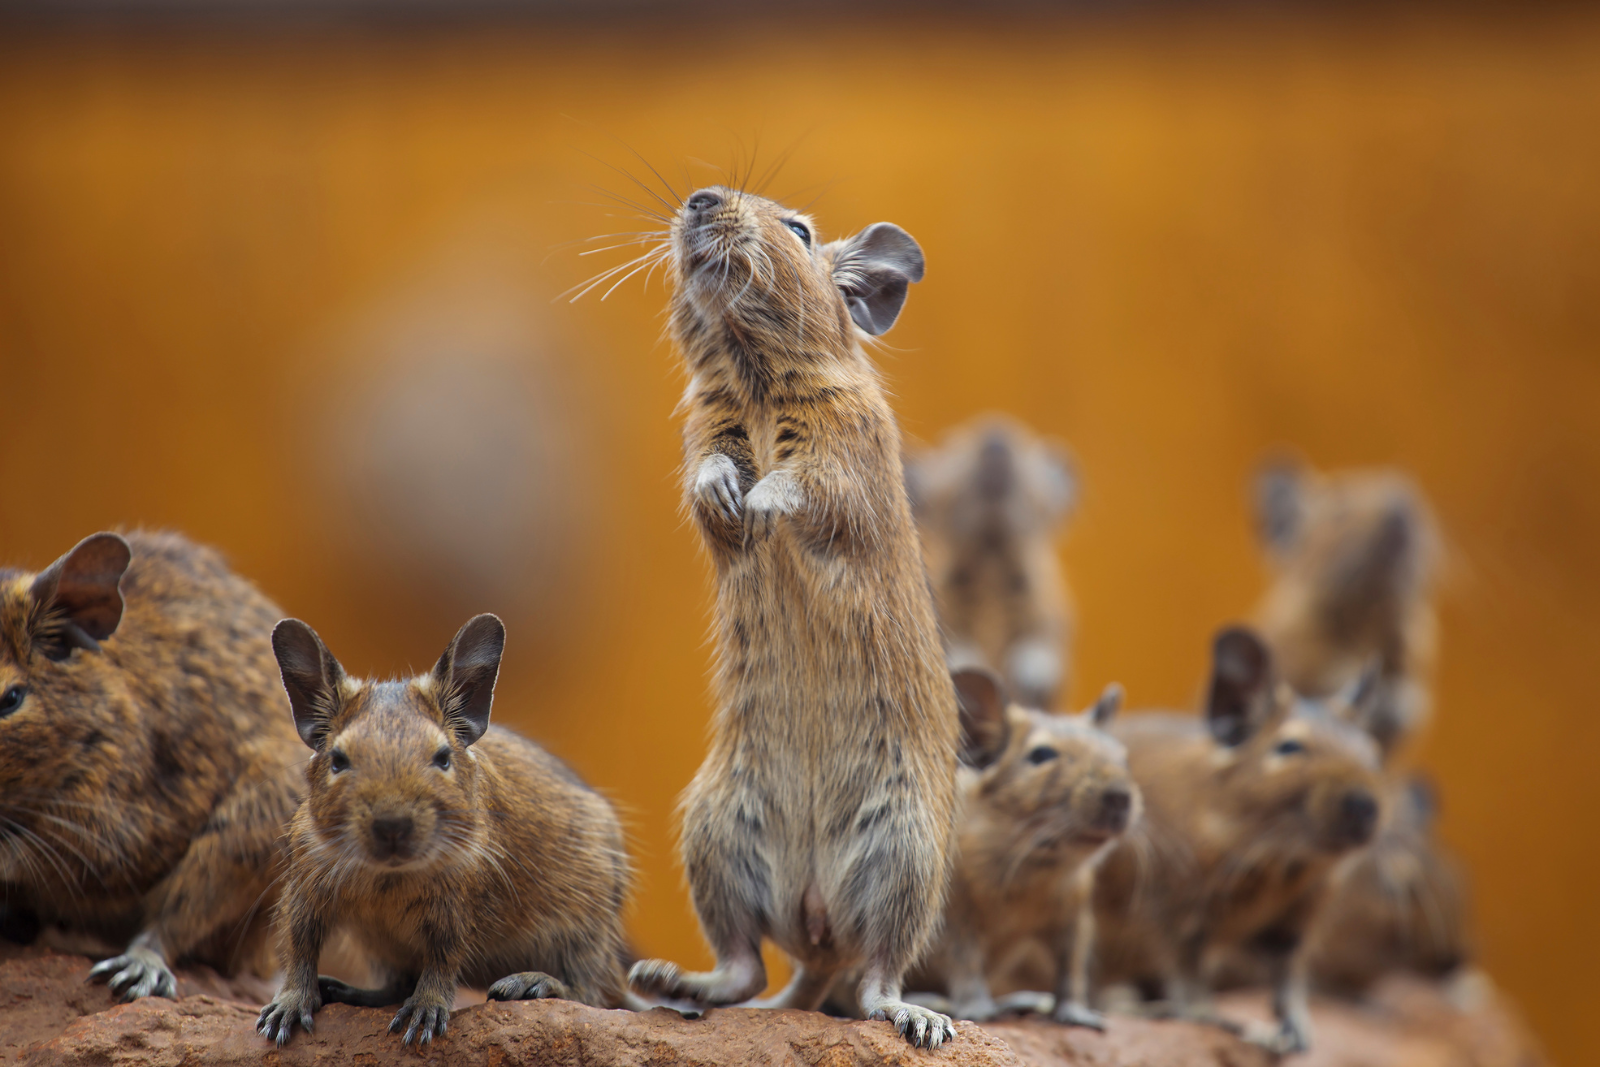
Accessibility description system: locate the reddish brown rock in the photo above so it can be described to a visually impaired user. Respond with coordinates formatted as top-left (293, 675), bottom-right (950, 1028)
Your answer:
top-left (2, 946), bottom-right (1542, 1066)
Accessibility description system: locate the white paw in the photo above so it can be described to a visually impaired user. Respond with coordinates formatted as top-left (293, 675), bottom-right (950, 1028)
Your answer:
top-left (90, 945), bottom-right (176, 1002)
top-left (876, 1002), bottom-right (957, 1049)
top-left (694, 455), bottom-right (743, 522)
top-left (743, 474), bottom-right (802, 542)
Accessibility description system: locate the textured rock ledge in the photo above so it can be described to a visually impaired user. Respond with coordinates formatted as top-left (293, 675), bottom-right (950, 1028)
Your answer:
top-left (0, 945), bottom-right (1539, 1066)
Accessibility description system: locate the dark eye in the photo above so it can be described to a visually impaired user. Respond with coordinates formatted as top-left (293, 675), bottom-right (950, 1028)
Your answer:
top-left (0, 686), bottom-right (25, 718)
top-left (329, 749), bottom-right (351, 773)
top-left (433, 748), bottom-right (452, 771)
top-left (784, 219), bottom-right (811, 248)
top-left (1274, 739), bottom-right (1306, 756)
top-left (1027, 745), bottom-right (1058, 765)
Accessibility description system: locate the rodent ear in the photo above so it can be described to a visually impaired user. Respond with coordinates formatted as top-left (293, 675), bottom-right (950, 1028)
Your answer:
top-left (1089, 682), bottom-right (1124, 728)
top-left (29, 532), bottom-right (132, 660)
top-left (952, 667), bottom-right (1009, 769)
top-left (1204, 626), bottom-right (1276, 747)
top-left (1255, 457), bottom-right (1306, 553)
top-left (830, 222), bottom-right (925, 336)
top-left (433, 613), bottom-right (505, 747)
top-left (272, 619), bottom-right (346, 750)
top-left (1036, 440), bottom-right (1079, 523)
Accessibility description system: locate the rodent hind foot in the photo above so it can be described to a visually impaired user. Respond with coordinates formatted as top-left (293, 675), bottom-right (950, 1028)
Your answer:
top-left (868, 1001), bottom-right (957, 1050)
top-left (257, 988), bottom-right (320, 1048)
top-left (1239, 1017), bottom-right (1310, 1055)
top-left (89, 946), bottom-right (175, 1002)
top-left (628, 956), bottom-right (764, 1006)
top-left (1051, 999), bottom-right (1107, 1031)
top-left (389, 994), bottom-right (452, 1047)
top-left (486, 970), bottom-right (572, 1002)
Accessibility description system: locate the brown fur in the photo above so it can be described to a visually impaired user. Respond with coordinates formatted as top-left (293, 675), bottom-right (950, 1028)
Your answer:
top-left (1093, 627), bottom-right (1384, 1054)
top-left (1307, 775), bottom-right (1472, 994)
top-left (908, 671), bottom-right (1137, 1029)
top-left (621, 185), bottom-right (960, 1048)
top-left (1254, 460), bottom-right (1439, 760)
top-left (0, 530), bottom-right (302, 999)
top-left (907, 416), bottom-right (1078, 709)
top-left (257, 615), bottom-right (631, 1049)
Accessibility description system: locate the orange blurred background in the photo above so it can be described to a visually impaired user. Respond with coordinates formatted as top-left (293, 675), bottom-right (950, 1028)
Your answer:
top-left (2, 5), bottom-right (1596, 1061)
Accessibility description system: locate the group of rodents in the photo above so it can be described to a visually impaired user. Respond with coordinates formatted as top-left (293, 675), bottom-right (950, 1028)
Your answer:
top-left (0, 183), bottom-right (1469, 1055)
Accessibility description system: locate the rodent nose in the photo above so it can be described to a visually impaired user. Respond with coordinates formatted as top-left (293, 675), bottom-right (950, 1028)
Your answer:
top-left (1095, 787), bottom-right (1133, 833)
top-left (686, 190), bottom-right (723, 213)
top-left (369, 815), bottom-right (415, 858)
top-left (1337, 790), bottom-right (1379, 846)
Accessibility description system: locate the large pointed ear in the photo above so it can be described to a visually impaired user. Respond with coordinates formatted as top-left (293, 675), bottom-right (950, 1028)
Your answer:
top-left (1089, 682), bottom-right (1124, 728)
top-left (432, 613), bottom-right (505, 747)
top-left (1255, 458), bottom-right (1306, 553)
top-left (29, 533), bottom-right (132, 660)
top-left (1205, 626), bottom-right (1277, 747)
top-left (272, 619), bottom-right (347, 750)
top-left (952, 667), bottom-right (1009, 769)
top-left (830, 222), bottom-right (925, 336)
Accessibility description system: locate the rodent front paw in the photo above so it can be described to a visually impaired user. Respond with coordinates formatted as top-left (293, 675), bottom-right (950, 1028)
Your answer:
top-left (257, 987), bottom-right (321, 1047)
top-left (694, 455), bottom-right (743, 522)
top-left (486, 970), bottom-right (571, 1002)
top-left (89, 946), bottom-right (175, 1001)
top-left (390, 992), bottom-right (452, 1047)
top-left (743, 474), bottom-right (802, 543)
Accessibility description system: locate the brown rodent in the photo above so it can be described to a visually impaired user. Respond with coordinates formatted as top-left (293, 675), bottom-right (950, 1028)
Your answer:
top-left (906, 669), bottom-right (1138, 1028)
top-left (257, 614), bottom-right (631, 1048)
top-left (0, 530), bottom-right (302, 999)
top-left (906, 416), bottom-right (1079, 709)
top-left (1307, 774), bottom-right (1472, 994)
top-left (622, 185), bottom-right (959, 1048)
top-left (1093, 626), bottom-right (1384, 1054)
top-left (1254, 459), bottom-right (1439, 760)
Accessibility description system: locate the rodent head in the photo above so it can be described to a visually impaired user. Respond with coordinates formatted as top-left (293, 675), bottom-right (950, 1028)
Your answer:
top-left (907, 415), bottom-right (1078, 545)
top-left (273, 613), bottom-right (506, 872)
top-left (1202, 626), bottom-right (1385, 857)
top-left (1256, 459), bottom-right (1437, 636)
top-left (955, 669), bottom-right (1141, 869)
top-left (672, 185), bottom-right (925, 351)
top-left (0, 533), bottom-right (132, 888)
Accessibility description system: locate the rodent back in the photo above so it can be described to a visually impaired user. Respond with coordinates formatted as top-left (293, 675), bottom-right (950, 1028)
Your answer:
top-left (0, 530), bottom-right (293, 910)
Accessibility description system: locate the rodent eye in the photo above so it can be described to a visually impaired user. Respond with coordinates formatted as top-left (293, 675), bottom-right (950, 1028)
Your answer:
top-left (1026, 745), bottom-right (1059, 765)
top-left (328, 748), bottom-right (351, 773)
top-left (1274, 739), bottom-right (1307, 756)
top-left (0, 685), bottom-right (26, 718)
top-left (784, 219), bottom-right (811, 248)
top-left (433, 747), bottom-right (452, 771)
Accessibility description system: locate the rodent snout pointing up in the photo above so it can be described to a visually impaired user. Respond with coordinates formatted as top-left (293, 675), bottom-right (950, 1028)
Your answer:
top-left (686, 189), bottom-right (723, 214)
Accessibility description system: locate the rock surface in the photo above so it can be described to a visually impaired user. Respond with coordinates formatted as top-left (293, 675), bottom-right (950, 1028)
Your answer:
top-left (1, 945), bottom-right (1540, 1066)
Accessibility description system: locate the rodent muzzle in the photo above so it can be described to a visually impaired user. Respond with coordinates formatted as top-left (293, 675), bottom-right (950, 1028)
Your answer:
top-left (1092, 786), bottom-right (1134, 835)
top-left (367, 814), bottom-right (416, 862)
top-left (685, 189), bottom-right (723, 216)
top-left (1333, 789), bottom-right (1380, 848)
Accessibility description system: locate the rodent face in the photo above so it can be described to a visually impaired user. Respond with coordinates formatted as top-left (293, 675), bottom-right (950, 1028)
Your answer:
top-left (0, 536), bottom-right (132, 890)
top-left (971, 705), bottom-right (1141, 867)
top-left (908, 416), bottom-right (1077, 544)
top-left (1212, 697), bottom-right (1384, 857)
top-left (671, 185), bottom-right (925, 348)
top-left (1258, 463), bottom-right (1437, 621)
top-left (304, 679), bottom-right (482, 872)
top-left (274, 613), bottom-right (506, 875)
